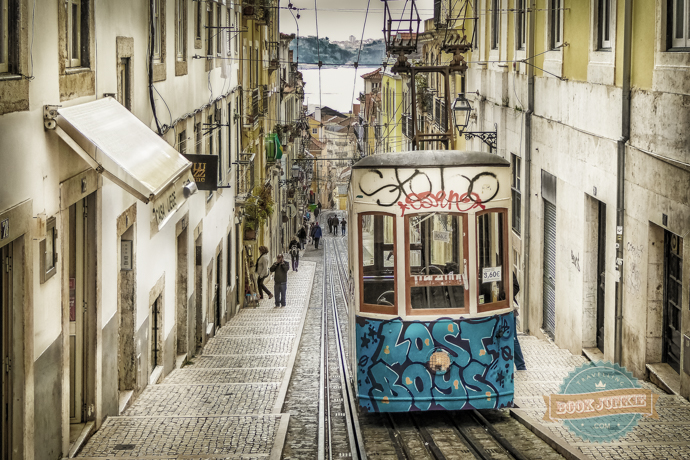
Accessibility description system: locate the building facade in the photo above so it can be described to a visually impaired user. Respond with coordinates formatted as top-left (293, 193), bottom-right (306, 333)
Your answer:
top-left (415, 0), bottom-right (690, 397)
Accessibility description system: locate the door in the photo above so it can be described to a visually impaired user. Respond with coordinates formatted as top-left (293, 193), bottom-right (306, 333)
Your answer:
top-left (542, 200), bottom-right (557, 338)
top-left (596, 202), bottom-right (606, 353)
top-left (215, 252), bottom-right (222, 331)
top-left (663, 231), bottom-right (682, 374)
top-left (69, 199), bottom-right (87, 423)
top-left (1, 243), bottom-right (12, 458)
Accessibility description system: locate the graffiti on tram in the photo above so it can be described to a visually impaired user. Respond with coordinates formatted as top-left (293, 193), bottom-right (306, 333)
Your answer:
top-left (357, 168), bottom-right (500, 217)
top-left (355, 313), bottom-right (515, 412)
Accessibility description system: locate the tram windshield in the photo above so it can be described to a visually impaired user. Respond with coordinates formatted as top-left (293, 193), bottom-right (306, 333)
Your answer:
top-left (407, 213), bottom-right (466, 310)
top-left (360, 214), bottom-right (396, 309)
top-left (477, 210), bottom-right (506, 306)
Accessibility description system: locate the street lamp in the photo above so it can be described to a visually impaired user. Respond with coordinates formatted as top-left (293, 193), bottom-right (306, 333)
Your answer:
top-left (452, 93), bottom-right (497, 152)
top-left (291, 163), bottom-right (300, 179)
top-left (451, 93), bottom-right (472, 135)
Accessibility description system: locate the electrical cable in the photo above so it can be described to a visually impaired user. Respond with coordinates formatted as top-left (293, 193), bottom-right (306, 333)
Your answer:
top-left (350, 0), bottom-right (372, 112)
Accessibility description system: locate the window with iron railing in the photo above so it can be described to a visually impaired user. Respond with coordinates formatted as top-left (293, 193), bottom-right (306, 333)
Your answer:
top-left (251, 88), bottom-right (260, 120)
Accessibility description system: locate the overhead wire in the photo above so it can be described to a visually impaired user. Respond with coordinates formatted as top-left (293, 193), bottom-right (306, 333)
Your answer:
top-left (350, 0), bottom-right (372, 114)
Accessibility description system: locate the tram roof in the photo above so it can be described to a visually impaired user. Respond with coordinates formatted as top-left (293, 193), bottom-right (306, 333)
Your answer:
top-left (351, 151), bottom-right (510, 169)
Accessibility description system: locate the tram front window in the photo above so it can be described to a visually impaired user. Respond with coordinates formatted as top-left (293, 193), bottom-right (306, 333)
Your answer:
top-left (477, 210), bottom-right (507, 307)
top-left (407, 213), bottom-right (467, 310)
top-left (360, 214), bottom-right (396, 310)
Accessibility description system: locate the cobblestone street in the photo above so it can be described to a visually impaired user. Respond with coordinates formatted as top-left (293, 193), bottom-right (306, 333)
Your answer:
top-left (70, 237), bottom-right (690, 460)
top-left (514, 335), bottom-right (690, 459)
top-left (75, 261), bottom-right (316, 459)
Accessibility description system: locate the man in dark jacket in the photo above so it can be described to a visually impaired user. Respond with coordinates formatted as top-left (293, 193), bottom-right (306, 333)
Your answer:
top-left (297, 226), bottom-right (307, 249)
top-left (270, 254), bottom-right (290, 307)
top-left (341, 218), bottom-right (347, 236)
top-left (288, 236), bottom-right (301, 272)
top-left (313, 222), bottom-right (323, 249)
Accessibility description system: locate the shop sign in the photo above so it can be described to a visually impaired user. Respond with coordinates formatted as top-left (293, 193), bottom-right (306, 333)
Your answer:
top-left (183, 154), bottom-right (219, 191)
top-left (151, 170), bottom-right (194, 230)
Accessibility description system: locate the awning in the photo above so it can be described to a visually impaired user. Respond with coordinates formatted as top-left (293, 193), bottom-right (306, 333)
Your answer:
top-left (56, 97), bottom-right (192, 205)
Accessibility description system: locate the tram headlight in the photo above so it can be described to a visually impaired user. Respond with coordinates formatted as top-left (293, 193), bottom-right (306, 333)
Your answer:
top-left (427, 349), bottom-right (451, 375)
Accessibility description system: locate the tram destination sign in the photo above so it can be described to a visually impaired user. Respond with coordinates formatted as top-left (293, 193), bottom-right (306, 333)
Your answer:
top-left (183, 154), bottom-right (219, 191)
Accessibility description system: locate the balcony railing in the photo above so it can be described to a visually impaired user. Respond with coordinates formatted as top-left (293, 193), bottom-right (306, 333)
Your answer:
top-left (252, 88), bottom-right (260, 120)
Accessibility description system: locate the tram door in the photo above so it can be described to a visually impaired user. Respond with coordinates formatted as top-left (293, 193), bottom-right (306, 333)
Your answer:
top-left (1, 243), bottom-right (12, 458)
top-left (663, 231), bottom-right (682, 374)
top-left (542, 201), bottom-right (557, 338)
top-left (69, 198), bottom-right (88, 424)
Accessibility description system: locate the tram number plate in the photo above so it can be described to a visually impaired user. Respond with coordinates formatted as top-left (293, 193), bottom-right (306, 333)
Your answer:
top-left (482, 266), bottom-right (502, 283)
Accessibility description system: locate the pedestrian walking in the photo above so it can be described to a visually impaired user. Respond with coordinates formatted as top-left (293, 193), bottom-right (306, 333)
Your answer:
top-left (270, 254), bottom-right (290, 308)
top-left (313, 222), bottom-right (323, 249)
top-left (512, 272), bottom-right (527, 370)
top-left (309, 222), bottom-right (315, 245)
top-left (328, 216), bottom-right (334, 234)
top-left (288, 236), bottom-right (300, 272)
top-left (297, 226), bottom-right (307, 249)
top-left (341, 218), bottom-right (347, 236)
top-left (255, 246), bottom-right (273, 301)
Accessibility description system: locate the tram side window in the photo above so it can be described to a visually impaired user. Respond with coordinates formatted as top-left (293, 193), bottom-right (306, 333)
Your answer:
top-left (360, 214), bottom-right (396, 308)
top-left (477, 211), bottom-right (507, 307)
top-left (408, 213), bottom-right (466, 310)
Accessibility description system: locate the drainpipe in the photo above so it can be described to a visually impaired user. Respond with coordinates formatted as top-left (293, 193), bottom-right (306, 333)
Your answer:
top-left (521, 0), bottom-right (536, 334)
top-left (614, 0), bottom-right (633, 365)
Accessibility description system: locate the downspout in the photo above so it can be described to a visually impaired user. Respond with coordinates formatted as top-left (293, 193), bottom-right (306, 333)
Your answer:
top-left (614, 0), bottom-right (633, 364)
top-left (521, 0), bottom-right (536, 333)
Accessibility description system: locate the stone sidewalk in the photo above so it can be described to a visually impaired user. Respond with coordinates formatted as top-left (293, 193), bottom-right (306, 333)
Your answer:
top-left (76, 262), bottom-right (316, 459)
top-left (513, 335), bottom-right (690, 460)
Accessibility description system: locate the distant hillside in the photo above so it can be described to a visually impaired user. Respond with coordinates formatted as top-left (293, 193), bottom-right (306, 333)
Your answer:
top-left (289, 36), bottom-right (386, 66)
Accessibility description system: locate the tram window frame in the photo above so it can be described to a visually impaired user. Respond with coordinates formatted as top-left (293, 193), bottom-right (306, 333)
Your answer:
top-left (475, 208), bottom-right (510, 312)
top-left (404, 212), bottom-right (469, 315)
top-left (358, 212), bottom-right (397, 315)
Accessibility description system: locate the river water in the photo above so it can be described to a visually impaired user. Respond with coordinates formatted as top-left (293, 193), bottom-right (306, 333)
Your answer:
top-left (299, 65), bottom-right (379, 114)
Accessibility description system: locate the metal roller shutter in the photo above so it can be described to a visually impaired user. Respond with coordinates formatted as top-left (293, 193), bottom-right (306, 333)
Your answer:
top-left (542, 201), bottom-right (557, 338)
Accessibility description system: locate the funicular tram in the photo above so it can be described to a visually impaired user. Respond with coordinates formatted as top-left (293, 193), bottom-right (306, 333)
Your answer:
top-left (347, 150), bottom-right (515, 413)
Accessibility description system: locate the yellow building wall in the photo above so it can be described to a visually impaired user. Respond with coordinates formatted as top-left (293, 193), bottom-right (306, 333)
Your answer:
top-left (534, 0), bottom-right (546, 78)
top-left (562, 0), bottom-right (589, 82)
top-left (629, 1), bottom-right (654, 90)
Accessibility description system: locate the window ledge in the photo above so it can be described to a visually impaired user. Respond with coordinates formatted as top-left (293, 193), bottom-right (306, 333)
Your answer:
top-left (0, 73), bottom-right (23, 82)
top-left (65, 66), bottom-right (92, 75)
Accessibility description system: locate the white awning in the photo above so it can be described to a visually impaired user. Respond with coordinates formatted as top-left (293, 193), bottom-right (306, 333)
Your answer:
top-left (56, 97), bottom-right (192, 204)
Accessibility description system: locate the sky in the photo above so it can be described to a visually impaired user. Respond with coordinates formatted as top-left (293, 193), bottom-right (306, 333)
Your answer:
top-left (279, 0), bottom-right (435, 42)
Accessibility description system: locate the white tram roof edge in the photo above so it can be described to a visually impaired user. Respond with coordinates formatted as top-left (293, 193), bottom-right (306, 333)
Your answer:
top-left (352, 150), bottom-right (510, 169)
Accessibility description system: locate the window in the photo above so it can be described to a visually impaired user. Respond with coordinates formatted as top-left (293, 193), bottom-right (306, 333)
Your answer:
top-left (671, 0), bottom-right (690, 49)
top-left (117, 57), bottom-right (131, 110)
top-left (215, 105), bottom-right (222, 181)
top-left (226, 8), bottom-right (231, 56)
top-left (549, 0), bottom-right (563, 49)
top-left (406, 213), bottom-right (468, 312)
top-left (359, 213), bottom-right (396, 314)
top-left (176, 0), bottom-right (186, 61)
top-left (227, 101), bottom-right (232, 171)
top-left (206, 2), bottom-right (213, 56)
top-left (40, 217), bottom-right (57, 284)
top-left (153, 0), bottom-right (162, 62)
top-left (477, 210), bottom-right (508, 310)
top-left (0, 0), bottom-right (9, 73)
top-left (490, 0), bottom-right (499, 50)
top-left (66, 0), bottom-right (82, 67)
top-left (516, 0), bottom-right (526, 50)
top-left (195, 122), bottom-right (201, 153)
top-left (178, 130), bottom-right (186, 154)
top-left (234, 11), bottom-right (239, 54)
top-left (597, 0), bottom-right (612, 49)
top-left (216, 4), bottom-right (221, 57)
top-left (511, 154), bottom-right (521, 235)
top-left (312, 128), bottom-right (317, 134)
top-left (195, 0), bottom-right (202, 41)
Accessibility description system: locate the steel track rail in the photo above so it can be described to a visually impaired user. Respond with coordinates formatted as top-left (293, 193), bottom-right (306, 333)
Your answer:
top-left (327, 239), bottom-right (367, 459)
top-left (318, 243), bottom-right (327, 460)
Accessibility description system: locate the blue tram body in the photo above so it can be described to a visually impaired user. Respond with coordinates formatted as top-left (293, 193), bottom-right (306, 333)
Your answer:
top-left (347, 151), bottom-right (515, 412)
